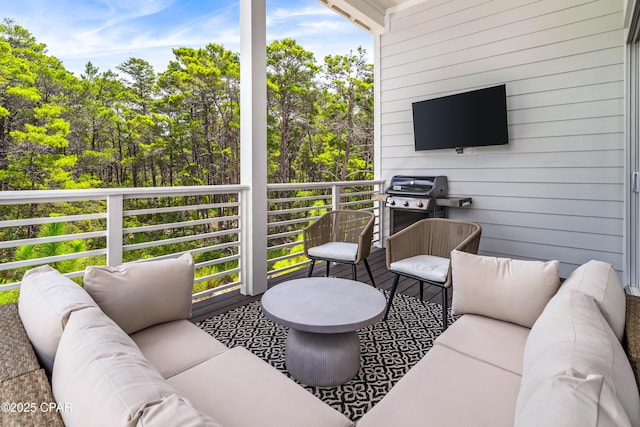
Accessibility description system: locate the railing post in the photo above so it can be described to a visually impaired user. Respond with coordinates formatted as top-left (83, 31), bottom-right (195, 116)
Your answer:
top-left (375, 182), bottom-right (386, 248)
top-left (106, 194), bottom-right (123, 266)
top-left (332, 184), bottom-right (341, 211)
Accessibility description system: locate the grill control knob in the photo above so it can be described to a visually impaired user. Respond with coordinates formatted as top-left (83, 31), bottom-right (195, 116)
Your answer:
top-left (389, 200), bottom-right (396, 206)
top-left (403, 201), bottom-right (409, 207)
top-left (417, 201), bottom-right (424, 208)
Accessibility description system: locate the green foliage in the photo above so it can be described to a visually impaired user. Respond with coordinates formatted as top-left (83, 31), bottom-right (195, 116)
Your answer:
top-left (0, 21), bottom-right (373, 191)
top-left (267, 39), bottom-right (320, 183)
top-left (0, 20), bottom-right (375, 300)
top-left (0, 289), bottom-right (19, 304)
top-left (14, 221), bottom-right (86, 273)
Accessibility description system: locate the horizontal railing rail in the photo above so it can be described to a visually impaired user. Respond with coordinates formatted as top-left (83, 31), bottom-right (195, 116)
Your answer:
top-left (0, 181), bottom-right (385, 303)
top-left (0, 186), bottom-right (247, 301)
top-left (266, 180), bottom-right (384, 277)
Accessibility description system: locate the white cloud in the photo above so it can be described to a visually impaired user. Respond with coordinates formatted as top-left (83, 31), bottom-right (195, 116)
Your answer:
top-left (266, 3), bottom-right (371, 62)
top-left (267, 5), bottom-right (334, 25)
top-left (1, 0), bottom-right (371, 76)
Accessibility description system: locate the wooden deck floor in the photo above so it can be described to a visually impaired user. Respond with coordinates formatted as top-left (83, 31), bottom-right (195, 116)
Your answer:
top-left (191, 247), bottom-right (449, 322)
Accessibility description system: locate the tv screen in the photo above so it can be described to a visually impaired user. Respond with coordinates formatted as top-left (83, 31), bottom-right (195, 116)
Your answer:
top-left (412, 84), bottom-right (508, 151)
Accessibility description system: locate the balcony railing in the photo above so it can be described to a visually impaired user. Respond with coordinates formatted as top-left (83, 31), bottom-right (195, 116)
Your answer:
top-left (0, 181), bottom-right (384, 302)
top-left (267, 181), bottom-right (384, 277)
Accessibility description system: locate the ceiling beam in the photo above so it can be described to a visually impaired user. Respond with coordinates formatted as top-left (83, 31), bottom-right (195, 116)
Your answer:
top-left (316, 0), bottom-right (386, 33)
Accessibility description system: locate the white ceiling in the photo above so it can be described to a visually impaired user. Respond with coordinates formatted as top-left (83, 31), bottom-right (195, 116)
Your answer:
top-left (316, 0), bottom-right (416, 33)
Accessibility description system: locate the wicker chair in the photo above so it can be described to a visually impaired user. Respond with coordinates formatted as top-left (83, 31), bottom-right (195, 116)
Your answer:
top-left (303, 210), bottom-right (376, 286)
top-left (384, 218), bottom-right (482, 330)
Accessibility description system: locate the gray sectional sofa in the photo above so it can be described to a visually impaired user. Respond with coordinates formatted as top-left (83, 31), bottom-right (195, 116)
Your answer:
top-left (359, 254), bottom-right (640, 427)
top-left (3, 251), bottom-right (640, 426)
top-left (8, 254), bottom-right (353, 427)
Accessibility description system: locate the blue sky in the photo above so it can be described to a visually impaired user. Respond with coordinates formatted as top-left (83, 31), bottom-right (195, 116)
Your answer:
top-left (0, 0), bottom-right (372, 76)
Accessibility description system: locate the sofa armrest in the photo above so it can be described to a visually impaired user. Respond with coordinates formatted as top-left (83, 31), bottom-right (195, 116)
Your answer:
top-left (625, 294), bottom-right (640, 390)
top-left (1, 370), bottom-right (65, 426)
top-left (0, 303), bottom-right (40, 382)
top-left (0, 303), bottom-right (64, 426)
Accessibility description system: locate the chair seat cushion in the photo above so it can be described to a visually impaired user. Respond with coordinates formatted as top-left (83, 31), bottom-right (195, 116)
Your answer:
top-left (308, 242), bottom-right (358, 262)
top-left (389, 255), bottom-right (450, 283)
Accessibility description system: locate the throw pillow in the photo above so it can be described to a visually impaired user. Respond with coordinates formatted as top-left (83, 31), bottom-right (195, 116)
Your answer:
top-left (83, 253), bottom-right (194, 334)
top-left (18, 265), bottom-right (98, 375)
top-left (450, 250), bottom-right (560, 327)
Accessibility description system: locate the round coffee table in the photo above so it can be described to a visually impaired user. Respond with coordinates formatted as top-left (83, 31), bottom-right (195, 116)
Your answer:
top-left (261, 277), bottom-right (386, 386)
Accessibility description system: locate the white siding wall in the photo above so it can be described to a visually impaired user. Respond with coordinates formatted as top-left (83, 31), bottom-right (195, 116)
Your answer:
top-left (379, 0), bottom-right (625, 277)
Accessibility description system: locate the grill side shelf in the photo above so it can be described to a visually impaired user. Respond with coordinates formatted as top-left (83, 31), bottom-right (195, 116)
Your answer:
top-left (435, 197), bottom-right (472, 207)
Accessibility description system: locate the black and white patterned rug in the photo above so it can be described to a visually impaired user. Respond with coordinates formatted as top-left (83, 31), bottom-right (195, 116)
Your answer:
top-left (197, 291), bottom-right (455, 422)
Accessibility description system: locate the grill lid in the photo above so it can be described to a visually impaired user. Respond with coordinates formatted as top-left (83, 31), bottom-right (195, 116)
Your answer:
top-left (385, 175), bottom-right (448, 198)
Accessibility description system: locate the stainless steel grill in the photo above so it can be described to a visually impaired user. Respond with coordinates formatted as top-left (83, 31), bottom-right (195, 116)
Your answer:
top-left (384, 176), bottom-right (448, 212)
top-left (384, 175), bottom-right (472, 234)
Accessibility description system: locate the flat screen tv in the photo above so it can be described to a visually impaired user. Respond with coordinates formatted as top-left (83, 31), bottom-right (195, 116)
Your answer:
top-left (412, 84), bottom-right (508, 152)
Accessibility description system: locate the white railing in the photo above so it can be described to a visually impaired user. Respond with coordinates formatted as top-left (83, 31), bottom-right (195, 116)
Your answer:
top-left (0, 181), bottom-right (384, 301)
top-left (266, 180), bottom-right (384, 277)
top-left (0, 186), bottom-right (246, 299)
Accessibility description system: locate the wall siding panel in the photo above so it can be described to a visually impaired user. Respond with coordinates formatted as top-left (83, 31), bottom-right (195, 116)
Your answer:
top-left (379, 0), bottom-right (625, 275)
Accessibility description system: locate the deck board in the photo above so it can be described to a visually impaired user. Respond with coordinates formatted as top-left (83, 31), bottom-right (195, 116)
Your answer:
top-left (191, 247), bottom-right (450, 322)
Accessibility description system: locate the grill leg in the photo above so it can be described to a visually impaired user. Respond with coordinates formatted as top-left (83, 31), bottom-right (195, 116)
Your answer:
top-left (352, 264), bottom-right (357, 281)
top-left (326, 261), bottom-right (330, 277)
top-left (419, 281), bottom-right (424, 301)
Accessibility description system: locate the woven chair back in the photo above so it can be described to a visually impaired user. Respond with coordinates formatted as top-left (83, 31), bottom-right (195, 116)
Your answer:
top-left (422, 219), bottom-right (481, 258)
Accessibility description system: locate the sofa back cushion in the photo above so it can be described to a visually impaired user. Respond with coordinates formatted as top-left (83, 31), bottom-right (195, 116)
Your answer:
top-left (83, 253), bottom-right (194, 334)
top-left (556, 260), bottom-right (626, 341)
top-left (53, 307), bottom-right (220, 427)
top-left (138, 394), bottom-right (221, 427)
top-left (18, 265), bottom-right (98, 375)
top-left (516, 290), bottom-right (639, 427)
top-left (451, 250), bottom-right (560, 327)
top-left (515, 369), bottom-right (631, 427)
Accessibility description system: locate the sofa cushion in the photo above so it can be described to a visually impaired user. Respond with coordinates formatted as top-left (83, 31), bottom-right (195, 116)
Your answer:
top-left (435, 314), bottom-right (530, 375)
top-left (517, 290), bottom-right (640, 427)
top-left (515, 370), bottom-right (631, 427)
top-left (130, 319), bottom-right (228, 379)
top-left (138, 394), bottom-right (221, 427)
top-left (451, 250), bottom-right (560, 327)
top-left (308, 242), bottom-right (358, 261)
top-left (167, 346), bottom-right (353, 427)
top-left (389, 255), bottom-right (450, 282)
top-left (52, 307), bottom-right (221, 427)
top-left (83, 253), bottom-right (194, 334)
top-left (556, 260), bottom-right (626, 341)
top-left (18, 265), bottom-right (98, 375)
top-left (357, 343), bottom-right (521, 427)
